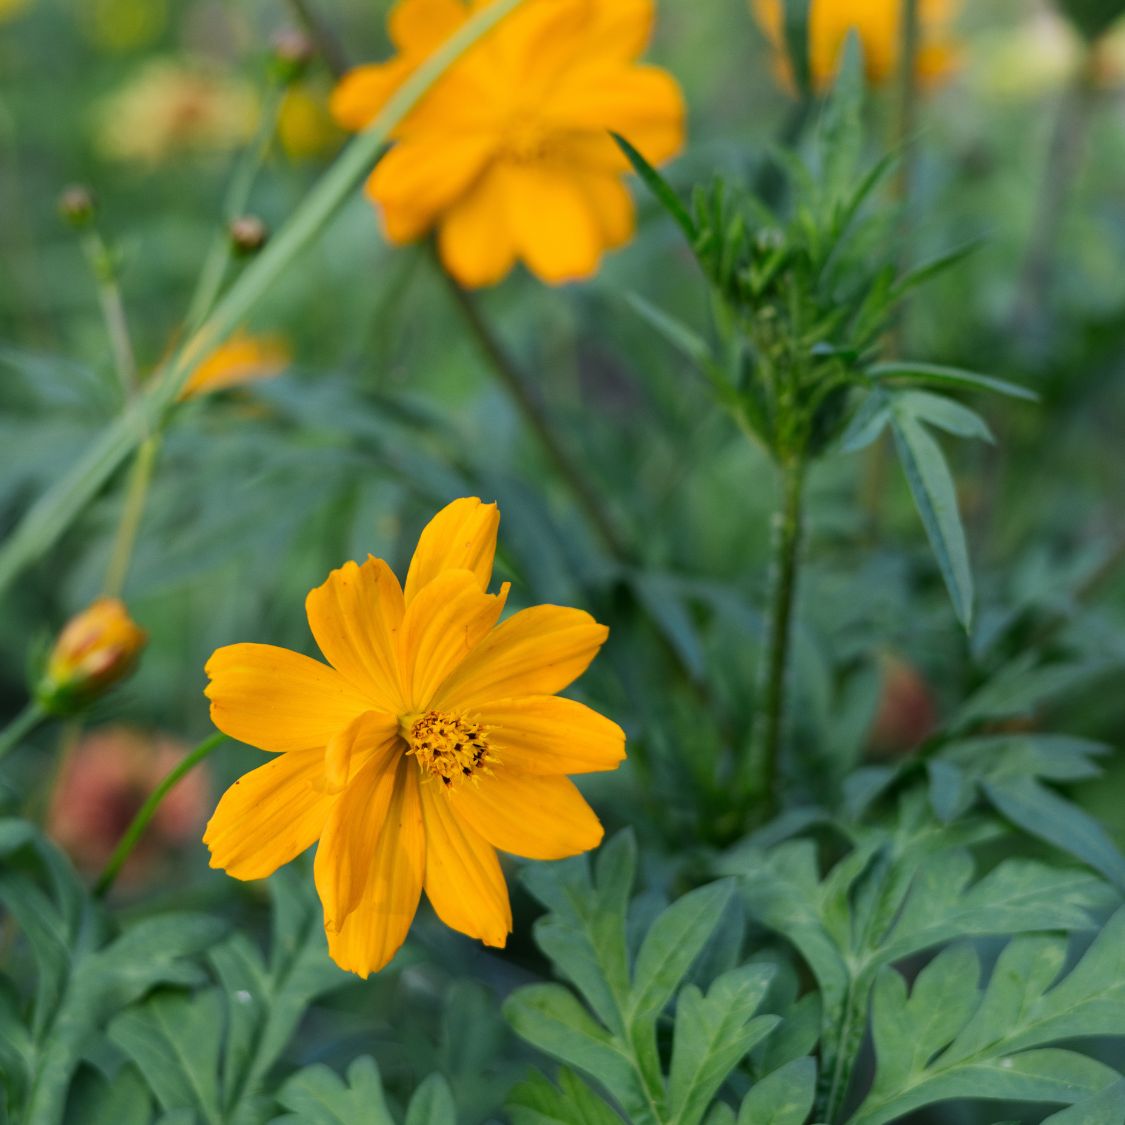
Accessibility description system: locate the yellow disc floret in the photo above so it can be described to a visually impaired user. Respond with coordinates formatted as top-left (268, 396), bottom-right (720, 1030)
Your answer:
top-left (406, 710), bottom-right (494, 788)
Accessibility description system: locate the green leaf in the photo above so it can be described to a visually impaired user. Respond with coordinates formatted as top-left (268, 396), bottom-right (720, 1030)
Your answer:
top-left (272, 1057), bottom-right (394, 1125)
top-left (623, 293), bottom-right (711, 368)
top-left (1042, 1079), bottom-right (1125, 1123)
top-left (506, 1069), bottom-right (623, 1125)
top-left (64, 1064), bottom-right (153, 1125)
top-left (781, 0), bottom-right (812, 96)
top-left (404, 1073), bottom-right (457, 1125)
top-left (667, 965), bottom-right (779, 1125)
top-left (889, 411), bottom-right (973, 628)
top-left (868, 361), bottom-right (1037, 402)
top-left (612, 133), bottom-right (696, 244)
top-left (737, 1057), bottom-right (817, 1125)
top-left (893, 391), bottom-right (994, 443)
top-left (837, 390), bottom-right (891, 454)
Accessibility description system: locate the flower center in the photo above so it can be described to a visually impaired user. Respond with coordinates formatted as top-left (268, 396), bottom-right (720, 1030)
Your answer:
top-left (405, 710), bottom-right (495, 789)
top-left (503, 113), bottom-right (551, 163)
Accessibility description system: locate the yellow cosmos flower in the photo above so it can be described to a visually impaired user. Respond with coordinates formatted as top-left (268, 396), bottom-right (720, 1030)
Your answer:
top-left (330, 0), bottom-right (686, 288)
top-left (753, 0), bottom-right (961, 92)
top-left (203, 498), bottom-right (625, 977)
top-left (178, 332), bottom-right (290, 401)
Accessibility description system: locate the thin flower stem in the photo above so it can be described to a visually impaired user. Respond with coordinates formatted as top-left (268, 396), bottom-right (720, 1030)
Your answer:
top-left (0, 0), bottom-right (529, 597)
top-left (436, 261), bottom-right (632, 563)
top-left (750, 457), bottom-right (805, 814)
top-left (0, 700), bottom-right (46, 764)
top-left (102, 433), bottom-right (161, 598)
top-left (184, 84), bottom-right (286, 336)
top-left (95, 731), bottom-right (227, 897)
top-left (80, 229), bottom-right (139, 400)
top-left (286, 0), bottom-right (350, 78)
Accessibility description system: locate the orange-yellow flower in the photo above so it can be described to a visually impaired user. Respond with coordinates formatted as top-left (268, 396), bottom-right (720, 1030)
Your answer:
top-left (37, 598), bottom-right (148, 714)
top-left (331, 0), bottom-right (686, 288)
top-left (178, 332), bottom-right (290, 401)
top-left (752, 0), bottom-right (961, 92)
top-left (203, 498), bottom-right (625, 977)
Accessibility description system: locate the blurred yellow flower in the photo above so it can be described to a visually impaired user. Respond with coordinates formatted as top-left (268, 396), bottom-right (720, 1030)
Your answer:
top-left (178, 332), bottom-right (290, 401)
top-left (204, 497), bottom-right (624, 977)
top-left (0, 0), bottom-right (29, 24)
top-left (38, 598), bottom-right (147, 715)
top-left (94, 59), bottom-right (258, 165)
top-left (278, 84), bottom-right (345, 161)
top-left (331, 0), bottom-right (686, 288)
top-left (753, 0), bottom-right (961, 92)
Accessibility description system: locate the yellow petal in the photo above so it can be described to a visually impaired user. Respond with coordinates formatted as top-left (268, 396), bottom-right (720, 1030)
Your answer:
top-left (403, 496), bottom-right (500, 604)
top-left (437, 164), bottom-right (518, 288)
top-left (367, 135), bottom-right (494, 246)
top-left (420, 781), bottom-right (511, 947)
top-left (305, 557), bottom-right (405, 711)
top-left (330, 59), bottom-right (413, 131)
top-left (585, 0), bottom-right (655, 62)
top-left (205, 644), bottom-right (371, 752)
top-left (315, 757), bottom-right (425, 977)
top-left (178, 332), bottom-right (289, 401)
top-left (477, 696), bottom-right (626, 774)
top-left (324, 711), bottom-right (400, 793)
top-left (204, 747), bottom-right (333, 879)
top-left (388, 0), bottom-right (467, 53)
top-left (399, 570), bottom-right (509, 710)
top-left (506, 163), bottom-right (604, 285)
top-left (450, 770), bottom-right (603, 860)
top-left (579, 171), bottom-right (635, 249)
top-left (433, 605), bottom-right (608, 711)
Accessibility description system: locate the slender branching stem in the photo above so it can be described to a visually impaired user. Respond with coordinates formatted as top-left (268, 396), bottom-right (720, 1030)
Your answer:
top-left (286, 0), bottom-right (350, 78)
top-left (95, 732), bottom-right (228, 897)
top-left (436, 260), bottom-right (632, 563)
top-left (0, 701), bottom-right (45, 765)
top-left (80, 229), bottom-right (138, 401)
top-left (751, 456), bottom-right (806, 813)
top-left (103, 434), bottom-right (162, 598)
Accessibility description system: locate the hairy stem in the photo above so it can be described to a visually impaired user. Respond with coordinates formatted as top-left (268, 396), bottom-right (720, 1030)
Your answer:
top-left (750, 457), bottom-right (805, 813)
top-left (437, 261), bottom-right (632, 562)
top-left (0, 701), bottom-right (45, 765)
top-left (95, 732), bottom-right (227, 897)
top-left (102, 434), bottom-right (161, 598)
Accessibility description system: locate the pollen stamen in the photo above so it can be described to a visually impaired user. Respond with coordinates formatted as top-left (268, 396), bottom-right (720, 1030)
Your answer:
top-left (405, 710), bottom-right (496, 789)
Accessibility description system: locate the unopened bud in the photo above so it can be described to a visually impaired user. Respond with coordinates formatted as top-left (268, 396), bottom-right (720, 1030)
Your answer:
top-left (228, 214), bottom-right (269, 256)
top-left (269, 27), bottom-right (316, 85)
top-left (37, 598), bottom-right (147, 715)
top-left (59, 185), bottom-right (97, 229)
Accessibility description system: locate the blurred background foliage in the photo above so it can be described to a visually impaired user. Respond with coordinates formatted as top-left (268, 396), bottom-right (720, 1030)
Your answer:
top-left (1, 0), bottom-right (1124, 1121)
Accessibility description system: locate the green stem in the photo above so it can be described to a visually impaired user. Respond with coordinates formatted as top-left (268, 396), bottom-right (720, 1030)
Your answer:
top-left (102, 434), bottom-right (161, 598)
top-left (81, 229), bottom-right (138, 400)
top-left (184, 84), bottom-right (286, 336)
top-left (0, 701), bottom-right (46, 764)
top-left (0, 0), bottom-right (529, 598)
top-left (437, 260), bottom-right (632, 563)
top-left (286, 0), bottom-right (350, 78)
top-left (95, 732), bottom-right (227, 897)
top-left (750, 457), bottom-right (805, 814)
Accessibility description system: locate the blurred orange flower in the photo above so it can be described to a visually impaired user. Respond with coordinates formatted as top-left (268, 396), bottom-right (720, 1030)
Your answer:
top-left (331, 0), bottom-right (686, 288)
top-left (752, 0), bottom-right (961, 92)
top-left (178, 332), bottom-right (290, 401)
top-left (48, 727), bottom-right (211, 886)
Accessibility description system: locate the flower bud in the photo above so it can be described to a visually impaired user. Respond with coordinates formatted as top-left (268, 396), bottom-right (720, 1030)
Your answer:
top-left (228, 214), bottom-right (270, 256)
top-left (269, 27), bottom-right (316, 85)
top-left (58, 184), bottom-right (97, 229)
top-left (868, 653), bottom-right (938, 757)
top-left (37, 598), bottom-right (147, 715)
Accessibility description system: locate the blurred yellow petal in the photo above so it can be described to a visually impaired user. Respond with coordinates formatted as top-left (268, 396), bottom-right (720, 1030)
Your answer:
top-left (204, 748), bottom-right (333, 879)
top-left (178, 332), bottom-right (289, 401)
top-left (205, 644), bottom-right (371, 752)
top-left (403, 496), bottom-right (500, 603)
top-left (305, 557), bottom-right (406, 710)
top-left (434, 605), bottom-right (608, 710)
top-left (477, 696), bottom-right (626, 774)
top-left (450, 770), bottom-right (604, 860)
top-left (315, 758), bottom-right (425, 977)
top-left (389, 0), bottom-right (467, 53)
top-left (330, 59), bottom-right (414, 131)
top-left (437, 166), bottom-right (519, 287)
top-left (421, 783), bottom-right (511, 947)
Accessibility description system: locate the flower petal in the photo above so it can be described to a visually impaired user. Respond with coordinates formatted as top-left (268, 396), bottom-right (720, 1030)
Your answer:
top-left (324, 710), bottom-right (400, 793)
top-left (305, 557), bottom-right (405, 711)
top-left (399, 570), bottom-right (509, 710)
top-left (437, 164), bottom-right (518, 288)
top-left (315, 756), bottom-right (425, 977)
top-left (403, 496), bottom-right (500, 604)
top-left (450, 770), bottom-right (603, 860)
top-left (204, 748), bottom-right (333, 879)
top-left (433, 605), bottom-right (608, 711)
top-left (420, 782), bottom-right (511, 947)
top-left (205, 644), bottom-right (371, 752)
top-left (388, 0), bottom-right (466, 54)
top-left (478, 696), bottom-right (625, 774)
top-left (330, 59), bottom-right (413, 131)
